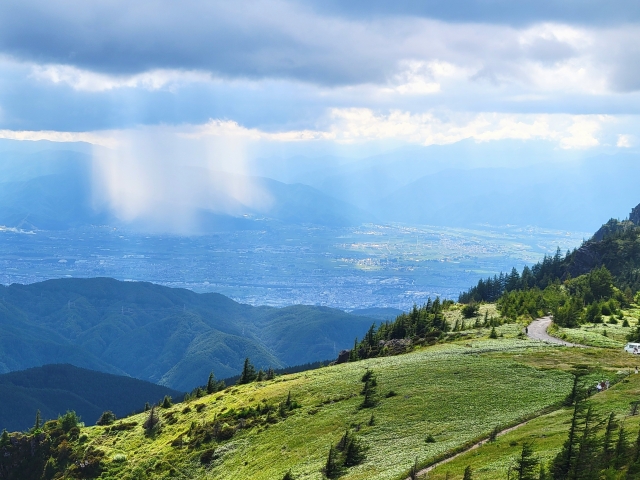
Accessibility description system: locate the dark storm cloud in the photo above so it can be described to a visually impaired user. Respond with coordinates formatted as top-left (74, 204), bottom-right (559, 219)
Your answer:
top-left (0, 0), bottom-right (398, 85)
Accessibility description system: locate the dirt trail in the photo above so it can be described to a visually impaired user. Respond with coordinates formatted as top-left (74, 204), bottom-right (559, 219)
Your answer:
top-left (406, 317), bottom-right (587, 479)
top-left (405, 420), bottom-right (531, 479)
top-left (526, 316), bottom-right (583, 347)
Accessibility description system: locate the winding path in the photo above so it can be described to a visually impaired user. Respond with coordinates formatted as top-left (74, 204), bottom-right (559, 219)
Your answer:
top-left (405, 316), bottom-right (586, 479)
top-left (405, 420), bottom-right (532, 479)
top-left (526, 316), bottom-right (583, 347)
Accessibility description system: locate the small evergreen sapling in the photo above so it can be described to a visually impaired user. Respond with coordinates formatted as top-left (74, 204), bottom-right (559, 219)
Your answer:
top-left (0, 429), bottom-right (9, 447)
top-left (143, 406), bottom-right (160, 432)
top-left (96, 410), bottom-right (116, 426)
top-left (360, 369), bottom-right (378, 409)
top-left (463, 465), bottom-right (473, 480)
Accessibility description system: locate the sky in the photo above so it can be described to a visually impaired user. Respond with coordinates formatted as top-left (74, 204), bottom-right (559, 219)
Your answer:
top-left (1, 0), bottom-right (639, 225)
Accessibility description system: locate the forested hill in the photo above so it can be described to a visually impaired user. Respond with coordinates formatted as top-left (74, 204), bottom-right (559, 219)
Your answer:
top-left (460, 202), bottom-right (640, 303)
top-left (0, 278), bottom-right (375, 391)
top-left (0, 364), bottom-right (181, 432)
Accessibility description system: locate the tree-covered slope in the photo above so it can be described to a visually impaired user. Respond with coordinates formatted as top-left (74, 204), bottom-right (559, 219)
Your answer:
top-left (0, 278), bottom-right (375, 391)
top-left (460, 201), bottom-right (640, 304)
top-left (0, 364), bottom-right (181, 432)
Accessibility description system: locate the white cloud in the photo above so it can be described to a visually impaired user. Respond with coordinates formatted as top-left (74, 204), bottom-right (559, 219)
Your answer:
top-left (30, 64), bottom-right (214, 92)
top-left (617, 134), bottom-right (635, 147)
top-left (0, 128), bottom-right (117, 146)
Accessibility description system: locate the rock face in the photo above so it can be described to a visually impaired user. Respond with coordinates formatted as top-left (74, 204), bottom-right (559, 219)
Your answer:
top-left (630, 203), bottom-right (640, 226)
top-left (336, 350), bottom-right (351, 364)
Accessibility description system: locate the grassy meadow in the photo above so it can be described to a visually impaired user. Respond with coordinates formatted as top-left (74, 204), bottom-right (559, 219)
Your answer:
top-left (38, 304), bottom-right (640, 480)
top-left (428, 360), bottom-right (640, 480)
top-left (79, 330), bottom-right (621, 480)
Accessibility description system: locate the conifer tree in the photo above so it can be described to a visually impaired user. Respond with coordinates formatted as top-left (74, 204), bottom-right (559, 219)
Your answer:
top-left (602, 412), bottom-right (618, 467)
top-left (343, 434), bottom-right (366, 466)
top-left (349, 338), bottom-right (359, 362)
top-left (0, 429), bottom-right (9, 447)
top-left (256, 369), bottom-right (265, 381)
top-left (143, 406), bottom-right (160, 432)
top-left (360, 369), bottom-right (378, 409)
top-left (266, 367), bottom-right (275, 380)
top-left (323, 445), bottom-right (340, 478)
top-left (33, 409), bottom-right (42, 431)
top-left (161, 395), bottom-right (172, 408)
top-left (613, 423), bottom-right (629, 469)
top-left (238, 357), bottom-right (257, 384)
top-left (551, 393), bottom-right (587, 479)
top-left (207, 372), bottom-right (216, 394)
top-left (144, 402), bottom-right (151, 411)
top-left (96, 410), bottom-right (116, 426)
top-left (282, 470), bottom-right (294, 480)
top-left (571, 407), bottom-right (603, 479)
top-left (513, 442), bottom-right (538, 480)
top-left (409, 458), bottom-right (419, 480)
top-left (462, 465), bottom-right (473, 480)
top-left (489, 326), bottom-right (498, 339)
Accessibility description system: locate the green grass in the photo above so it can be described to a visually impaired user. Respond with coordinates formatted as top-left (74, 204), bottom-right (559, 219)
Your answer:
top-left (80, 338), bottom-right (578, 480)
top-left (550, 307), bottom-right (640, 348)
top-left (427, 368), bottom-right (640, 480)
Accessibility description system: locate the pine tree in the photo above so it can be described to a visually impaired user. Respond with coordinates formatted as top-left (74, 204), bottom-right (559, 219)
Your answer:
top-left (613, 423), bottom-right (629, 469)
top-left (323, 445), bottom-right (340, 478)
top-left (551, 394), bottom-right (586, 479)
top-left (238, 357), bottom-right (257, 384)
top-left (0, 429), bottom-right (9, 447)
top-left (409, 458), bottom-right (419, 480)
top-left (282, 470), bottom-right (294, 480)
top-left (143, 406), bottom-right (160, 432)
top-left (144, 402), bottom-right (151, 411)
top-left (285, 391), bottom-right (292, 408)
top-left (256, 369), bottom-right (265, 381)
top-left (349, 338), bottom-right (359, 362)
top-left (207, 372), bottom-right (216, 394)
top-left (266, 367), bottom-right (275, 380)
top-left (571, 406), bottom-right (603, 480)
top-left (161, 395), bottom-right (172, 408)
top-left (602, 412), bottom-right (618, 467)
top-left (33, 409), bottom-right (42, 431)
top-left (368, 413), bottom-right (375, 426)
top-left (343, 435), bottom-right (366, 466)
top-left (360, 370), bottom-right (378, 409)
top-left (489, 326), bottom-right (498, 339)
top-left (463, 465), bottom-right (473, 480)
top-left (96, 410), bottom-right (116, 426)
top-left (513, 442), bottom-right (538, 480)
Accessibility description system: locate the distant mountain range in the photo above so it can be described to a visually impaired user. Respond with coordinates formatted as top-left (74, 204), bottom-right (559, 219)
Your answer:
top-left (0, 146), bottom-right (370, 232)
top-left (1, 139), bottom-right (638, 233)
top-left (0, 364), bottom-right (181, 432)
top-left (0, 277), bottom-right (376, 391)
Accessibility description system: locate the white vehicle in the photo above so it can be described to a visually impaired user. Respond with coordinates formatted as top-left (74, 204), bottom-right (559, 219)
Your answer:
top-left (624, 343), bottom-right (640, 354)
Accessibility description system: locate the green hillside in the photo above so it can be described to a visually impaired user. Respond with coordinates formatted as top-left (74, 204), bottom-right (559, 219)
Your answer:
top-left (0, 364), bottom-right (181, 432)
top-left (0, 278), bottom-right (376, 391)
top-left (0, 314), bottom-right (633, 480)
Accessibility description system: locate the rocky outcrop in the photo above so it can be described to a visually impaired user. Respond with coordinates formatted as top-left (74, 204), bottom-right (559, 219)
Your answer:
top-left (630, 203), bottom-right (640, 226)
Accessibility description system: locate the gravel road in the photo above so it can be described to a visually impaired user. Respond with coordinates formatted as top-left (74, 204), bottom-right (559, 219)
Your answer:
top-left (526, 316), bottom-right (582, 347)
